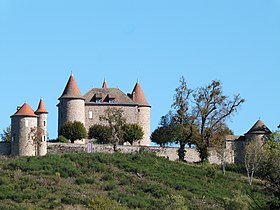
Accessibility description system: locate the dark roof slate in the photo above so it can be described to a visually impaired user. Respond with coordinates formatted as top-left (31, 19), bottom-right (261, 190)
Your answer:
top-left (84, 88), bottom-right (136, 105)
top-left (245, 120), bottom-right (271, 135)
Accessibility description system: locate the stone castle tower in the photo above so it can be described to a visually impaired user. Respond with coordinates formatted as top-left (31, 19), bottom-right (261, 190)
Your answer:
top-left (57, 75), bottom-right (151, 145)
top-left (35, 99), bottom-right (48, 156)
top-left (10, 99), bottom-right (48, 156)
top-left (57, 74), bottom-right (85, 130)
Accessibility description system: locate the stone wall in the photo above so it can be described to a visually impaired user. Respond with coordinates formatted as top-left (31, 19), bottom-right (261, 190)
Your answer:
top-left (0, 142), bottom-right (11, 155)
top-left (47, 143), bottom-right (226, 164)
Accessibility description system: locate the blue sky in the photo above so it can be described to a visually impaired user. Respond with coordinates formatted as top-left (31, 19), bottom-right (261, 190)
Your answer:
top-left (0, 1), bottom-right (280, 140)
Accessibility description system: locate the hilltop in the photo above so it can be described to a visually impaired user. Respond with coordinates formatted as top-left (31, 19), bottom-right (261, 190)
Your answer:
top-left (0, 152), bottom-right (274, 209)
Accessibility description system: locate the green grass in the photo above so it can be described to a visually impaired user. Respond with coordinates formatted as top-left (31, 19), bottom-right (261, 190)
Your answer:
top-left (0, 152), bottom-right (274, 209)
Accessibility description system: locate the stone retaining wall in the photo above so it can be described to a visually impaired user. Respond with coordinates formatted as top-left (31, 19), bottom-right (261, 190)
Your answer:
top-left (47, 143), bottom-right (225, 164)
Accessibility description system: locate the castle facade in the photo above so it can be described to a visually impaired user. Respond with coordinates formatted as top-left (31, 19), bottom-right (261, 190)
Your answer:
top-left (57, 75), bottom-right (151, 146)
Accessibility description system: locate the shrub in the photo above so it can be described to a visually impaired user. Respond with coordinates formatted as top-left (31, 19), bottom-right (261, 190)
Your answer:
top-left (59, 121), bottom-right (87, 143)
top-left (224, 194), bottom-right (250, 210)
top-left (57, 135), bottom-right (68, 143)
top-left (88, 124), bottom-right (112, 144)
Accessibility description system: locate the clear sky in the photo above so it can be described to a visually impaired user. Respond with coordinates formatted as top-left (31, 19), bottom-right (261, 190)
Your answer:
top-left (1, 1), bottom-right (280, 140)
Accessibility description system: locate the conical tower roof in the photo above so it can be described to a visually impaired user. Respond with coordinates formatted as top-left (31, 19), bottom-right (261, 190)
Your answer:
top-left (131, 82), bottom-right (149, 106)
top-left (12, 103), bottom-right (37, 117)
top-left (245, 119), bottom-right (271, 135)
top-left (102, 79), bottom-right (108, 88)
top-left (35, 98), bottom-right (48, 114)
top-left (59, 74), bottom-right (84, 100)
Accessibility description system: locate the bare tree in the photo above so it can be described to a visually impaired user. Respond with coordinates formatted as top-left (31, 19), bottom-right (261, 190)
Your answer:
top-left (28, 127), bottom-right (44, 156)
top-left (100, 107), bottom-right (126, 151)
top-left (244, 138), bottom-right (264, 185)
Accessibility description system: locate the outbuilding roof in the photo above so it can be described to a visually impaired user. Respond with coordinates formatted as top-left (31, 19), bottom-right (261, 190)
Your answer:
top-left (245, 119), bottom-right (271, 135)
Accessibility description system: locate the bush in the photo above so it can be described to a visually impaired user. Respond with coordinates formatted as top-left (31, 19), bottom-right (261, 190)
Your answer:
top-left (59, 121), bottom-right (87, 143)
top-left (88, 124), bottom-right (112, 144)
top-left (57, 135), bottom-right (69, 143)
top-left (224, 194), bottom-right (250, 210)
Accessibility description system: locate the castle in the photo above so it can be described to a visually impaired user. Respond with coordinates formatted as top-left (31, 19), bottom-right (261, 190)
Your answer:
top-left (57, 74), bottom-right (151, 146)
top-left (0, 75), bottom-right (273, 164)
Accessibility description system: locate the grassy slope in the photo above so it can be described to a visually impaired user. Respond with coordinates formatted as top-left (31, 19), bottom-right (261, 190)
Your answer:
top-left (0, 152), bottom-right (273, 210)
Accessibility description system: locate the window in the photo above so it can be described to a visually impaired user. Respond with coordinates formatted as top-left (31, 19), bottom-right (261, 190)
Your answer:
top-left (96, 99), bottom-right (102, 103)
top-left (44, 121), bottom-right (46, 126)
top-left (109, 99), bottom-right (115, 103)
top-left (25, 119), bottom-right (29, 127)
top-left (89, 111), bottom-right (93, 119)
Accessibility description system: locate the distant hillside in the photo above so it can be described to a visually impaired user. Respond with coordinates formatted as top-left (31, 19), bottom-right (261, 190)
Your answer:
top-left (0, 152), bottom-right (274, 209)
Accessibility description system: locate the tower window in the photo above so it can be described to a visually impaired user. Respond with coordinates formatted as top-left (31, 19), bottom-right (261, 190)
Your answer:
top-left (25, 119), bottom-right (29, 127)
top-left (89, 111), bottom-right (93, 119)
top-left (44, 121), bottom-right (46, 126)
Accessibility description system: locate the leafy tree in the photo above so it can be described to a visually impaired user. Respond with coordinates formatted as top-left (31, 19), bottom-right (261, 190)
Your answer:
top-left (59, 121), bottom-right (87, 143)
top-left (122, 123), bottom-right (144, 145)
top-left (192, 80), bottom-right (244, 162)
top-left (1, 126), bottom-right (11, 142)
top-left (100, 108), bottom-right (126, 151)
top-left (260, 131), bottom-right (280, 208)
top-left (151, 126), bottom-right (174, 147)
top-left (88, 124), bottom-right (112, 144)
top-left (168, 78), bottom-right (244, 162)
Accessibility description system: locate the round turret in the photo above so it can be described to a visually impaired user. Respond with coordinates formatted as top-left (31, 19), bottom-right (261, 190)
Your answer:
top-left (11, 103), bottom-right (38, 156)
top-left (131, 82), bottom-right (151, 146)
top-left (35, 98), bottom-right (48, 156)
top-left (244, 119), bottom-right (271, 143)
top-left (58, 74), bottom-right (85, 132)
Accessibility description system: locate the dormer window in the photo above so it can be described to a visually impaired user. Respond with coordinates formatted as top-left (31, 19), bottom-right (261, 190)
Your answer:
top-left (104, 94), bottom-right (116, 103)
top-left (91, 93), bottom-right (103, 103)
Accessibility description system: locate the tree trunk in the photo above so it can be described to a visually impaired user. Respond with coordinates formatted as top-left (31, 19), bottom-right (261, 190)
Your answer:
top-left (178, 142), bottom-right (186, 161)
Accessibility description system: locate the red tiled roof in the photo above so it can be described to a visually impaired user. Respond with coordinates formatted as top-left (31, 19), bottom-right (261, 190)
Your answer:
top-left (35, 98), bottom-right (48, 114)
top-left (13, 103), bottom-right (37, 117)
top-left (131, 82), bottom-right (149, 106)
top-left (102, 80), bottom-right (108, 88)
top-left (59, 75), bottom-right (84, 99)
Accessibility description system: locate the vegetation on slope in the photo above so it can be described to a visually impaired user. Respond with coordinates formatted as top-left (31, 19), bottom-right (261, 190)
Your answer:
top-left (0, 152), bottom-right (274, 209)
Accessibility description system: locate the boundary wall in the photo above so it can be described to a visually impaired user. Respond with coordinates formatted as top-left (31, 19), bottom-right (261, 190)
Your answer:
top-left (47, 143), bottom-right (225, 164)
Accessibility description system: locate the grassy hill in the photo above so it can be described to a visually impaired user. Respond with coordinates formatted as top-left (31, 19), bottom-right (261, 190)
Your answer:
top-left (0, 152), bottom-right (274, 209)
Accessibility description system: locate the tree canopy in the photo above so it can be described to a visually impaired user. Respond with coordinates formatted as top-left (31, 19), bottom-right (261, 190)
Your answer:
top-left (59, 121), bottom-right (87, 143)
top-left (152, 76), bottom-right (244, 162)
top-left (122, 123), bottom-right (144, 145)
